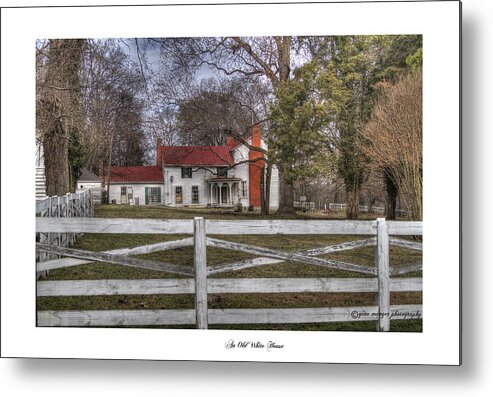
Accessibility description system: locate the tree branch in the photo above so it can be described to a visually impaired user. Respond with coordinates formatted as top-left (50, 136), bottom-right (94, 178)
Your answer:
top-left (231, 37), bottom-right (279, 88)
top-left (223, 119), bottom-right (270, 156)
top-left (198, 60), bottom-right (264, 77)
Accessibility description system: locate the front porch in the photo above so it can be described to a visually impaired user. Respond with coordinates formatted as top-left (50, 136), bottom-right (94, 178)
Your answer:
top-left (206, 177), bottom-right (242, 207)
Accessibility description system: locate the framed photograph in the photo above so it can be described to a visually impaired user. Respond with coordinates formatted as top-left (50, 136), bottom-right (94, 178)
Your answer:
top-left (1, 1), bottom-right (461, 365)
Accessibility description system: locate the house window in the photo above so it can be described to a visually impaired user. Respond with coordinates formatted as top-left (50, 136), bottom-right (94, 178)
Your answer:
top-left (241, 181), bottom-right (248, 198)
top-left (181, 167), bottom-right (192, 178)
top-left (145, 187), bottom-right (161, 204)
top-left (175, 186), bottom-right (183, 204)
top-left (216, 167), bottom-right (228, 177)
top-left (121, 186), bottom-right (127, 196)
top-left (192, 186), bottom-right (199, 204)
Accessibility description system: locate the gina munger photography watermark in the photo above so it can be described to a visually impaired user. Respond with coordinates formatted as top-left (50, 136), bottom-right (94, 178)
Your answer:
top-left (350, 309), bottom-right (422, 320)
top-left (225, 340), bottom-right (285, 352)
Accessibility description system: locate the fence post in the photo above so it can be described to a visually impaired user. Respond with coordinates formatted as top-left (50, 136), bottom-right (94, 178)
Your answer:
top-left (47, 196), bottom-right (52, 217)
top-left (78, 192), bottom-right (83, 217)
top-left (64, 193), bottom-right (69, 217)
top-left (194, 217), bottom-right (208, 329)
top-left (47, 196), bottom-right (55, 260)
top-left (68, 193), bottom-right (75, 245)
top-left (55, 196), bottom-right (61, 258)
top-left (74, 193), bottom-right (79, 217)
top-left (38, 198), bottom-right (48, 264)
top-left (89, 189), bottom-right (94, 216)
top-left (84, 191), bottom-right (88, 217)
top-left (61, 194), bottom-right (68, 247)
top-left (376, 218), bottom-right (390, 331)
top-left (82, 191), bottom-right (86, 217)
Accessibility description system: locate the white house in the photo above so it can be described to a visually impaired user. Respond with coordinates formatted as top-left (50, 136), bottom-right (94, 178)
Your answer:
top-left (105, 124), bottom-right (279, 210)
top-left (106, 165), bottom-right (164, 206)
top-left (77, 168), bottom-right (102, 191)
top-left (77, 168), bottom-right (103, 204)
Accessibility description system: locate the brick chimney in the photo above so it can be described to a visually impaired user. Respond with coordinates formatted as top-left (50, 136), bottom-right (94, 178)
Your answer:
top-left (225, 136), bottom-right (235, 147)
top-left (226, 135), bottom-right (241, 149)
top-left (248, 124), bottom-right (264, 208)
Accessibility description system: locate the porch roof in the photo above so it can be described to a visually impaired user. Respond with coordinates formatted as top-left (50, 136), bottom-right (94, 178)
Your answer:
top-left (205, 177), bottom-right (242, 183)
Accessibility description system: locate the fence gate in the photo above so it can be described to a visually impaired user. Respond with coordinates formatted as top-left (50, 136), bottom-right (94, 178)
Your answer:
top-left (36, 217), bottom-right (422, 330)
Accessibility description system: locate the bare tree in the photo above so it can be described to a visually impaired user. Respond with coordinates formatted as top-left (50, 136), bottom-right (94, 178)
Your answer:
top-left (79, 40), bottom-right (146, 171)
top-left (176, 78), bottom-right (255, 146)
top-left (360, 70), bottom-right (422, 220)
top-left (111, 91), bottom-right (146, 166)
top-left (36, 39), bottom-right (85, 196)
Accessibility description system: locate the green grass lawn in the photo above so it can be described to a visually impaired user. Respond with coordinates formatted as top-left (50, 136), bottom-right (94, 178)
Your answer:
top-left (93, 203), bottom-right (401, 220)
top-left (37, 205), bottom-right (422, 332)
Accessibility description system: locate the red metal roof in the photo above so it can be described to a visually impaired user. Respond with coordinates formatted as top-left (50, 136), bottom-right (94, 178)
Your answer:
top-left (109, 166), bottom-right (163, 183)
top-left (158, 146), bottom-right (234, 166)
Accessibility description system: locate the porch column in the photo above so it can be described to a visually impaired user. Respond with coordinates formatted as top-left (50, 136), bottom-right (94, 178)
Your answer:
top-left (219, 183), bottom-right (222, 204)
top-left (228, 182), bottom-right (232, 204)
top-left (209, 183), bottom-right (213, 205)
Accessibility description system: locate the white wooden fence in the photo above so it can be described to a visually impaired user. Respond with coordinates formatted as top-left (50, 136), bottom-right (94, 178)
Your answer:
top-left (36, 190), bottom-right (94, 278)
top-left (328, 203), bottom-right (409, 216)
top-left (328, 203), bottom-right (385, 214)
top-left (36, 217), bottom-right (422, 331)
top-left (293, 201), bottom-right (316, 212)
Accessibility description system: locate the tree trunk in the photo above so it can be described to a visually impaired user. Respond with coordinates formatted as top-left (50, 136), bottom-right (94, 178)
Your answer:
top-left (69, 167), bottom-right (75, 193)
top-left (43, 113), bottom-right (70, 196)
top-left (277, 37), bottom-right (291, 83)
top-left (106, 130), bottom-right (114, 204)
top-left (263, 163), bottom-right (272, 215)
top-left (384, 173), bottom-right (398, 220)
top-left (38, 39), bottom-right (84, 196)
top-left (260, 166), bottom-right (265, 215)
top-left (346, 187), bottom-right (360, 220)
top-left (276, 166), bottom-right (295, 215)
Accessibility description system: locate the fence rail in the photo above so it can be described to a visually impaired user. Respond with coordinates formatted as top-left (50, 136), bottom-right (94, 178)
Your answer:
top-left (35, 218), bottom-right (422, 236)
top-left (36, 217), bottom-right (423, 331)
top-left (37, 305), bottom-right (422, 327)
top-left (37, 277), bottom-right (423, 296)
